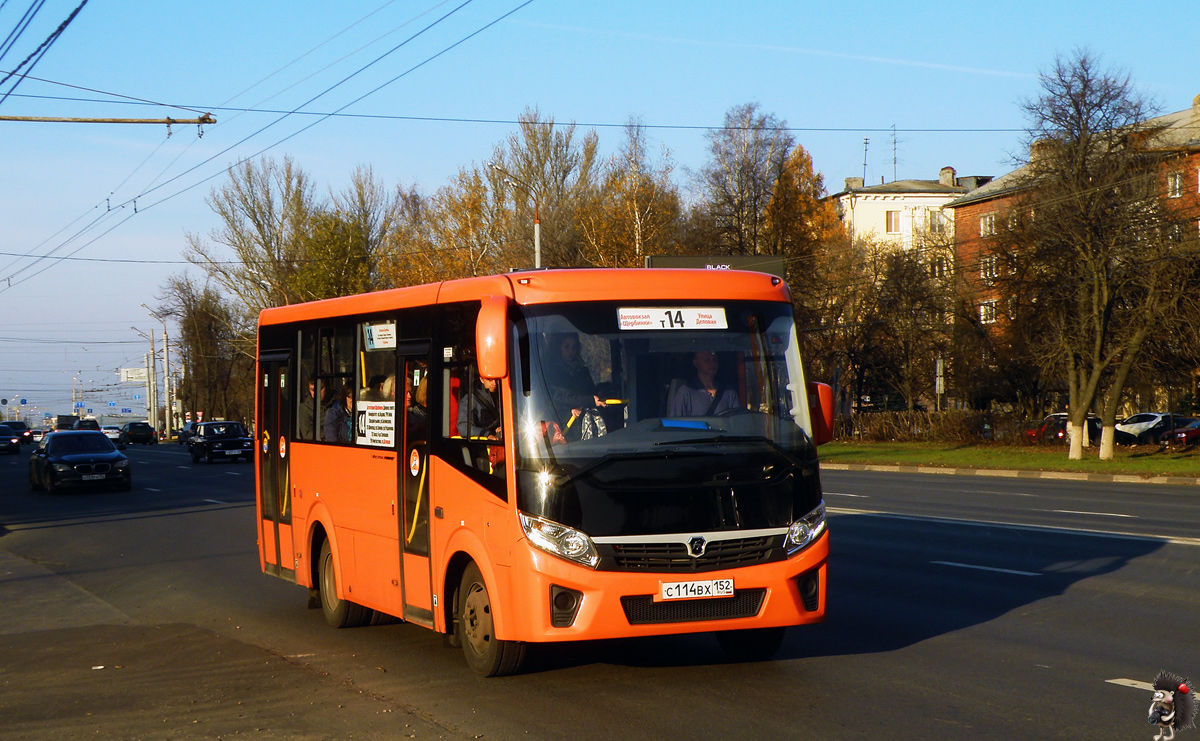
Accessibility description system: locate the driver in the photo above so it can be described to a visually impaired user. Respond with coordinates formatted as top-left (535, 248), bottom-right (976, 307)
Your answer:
top-left (668, 350), bottom-right (739, 416)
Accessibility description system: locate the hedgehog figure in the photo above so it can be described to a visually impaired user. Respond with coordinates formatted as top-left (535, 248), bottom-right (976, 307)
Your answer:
top-left (1149, 671), bottom-right (1196, 741)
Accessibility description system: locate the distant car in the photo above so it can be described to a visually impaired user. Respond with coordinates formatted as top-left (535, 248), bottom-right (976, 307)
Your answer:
top-left (5, 420), bottom-right (33, 444)
top-left (1167, 419), bottom-right (1200, 446)
top-left (30, 429), bottom-right (45, 442)
top-left (1131, 414), bottom-right (1195, 444)
top-left (28, 430), bottom-right (131, 493)
top-left (102, 425), bottom-right (122, 441)
top-left (72, 418), bottom-right (101, 431)
top-left (1024, 414), bottom-right (1136, 445)
top-left (187, 421), bottom-right (254, 463)
top-left (176, 421), bottom-right (201, 445)
top-left (0, 424), bottom-right (21, 454)
top-left (119, 421), bottom-right (158, 445)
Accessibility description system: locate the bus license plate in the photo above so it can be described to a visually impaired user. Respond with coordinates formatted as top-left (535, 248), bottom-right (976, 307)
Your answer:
top-left (82, 474), bottom-right (104, 481)
top-left (658, 578), bottom-right (734, 601)
top-left (224, 450), bottom-right (241, 455)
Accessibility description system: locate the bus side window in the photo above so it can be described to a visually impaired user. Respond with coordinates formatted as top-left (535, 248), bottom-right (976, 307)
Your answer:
top-left (437, 303), bottom-right (505, 499)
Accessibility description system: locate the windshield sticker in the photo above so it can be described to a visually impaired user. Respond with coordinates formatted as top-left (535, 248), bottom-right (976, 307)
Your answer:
top-left (617, 307), bottom-right (728, 330)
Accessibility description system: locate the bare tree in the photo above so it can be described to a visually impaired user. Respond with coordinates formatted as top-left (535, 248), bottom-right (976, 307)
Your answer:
top-left (1012, 50), bottom-right (1200, 459)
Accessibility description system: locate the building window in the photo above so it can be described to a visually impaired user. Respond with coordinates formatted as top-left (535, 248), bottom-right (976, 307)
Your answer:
top-left (928, 209), bottom-right (946, 235)
top-left (979, 300), bottom-right (997, 324)
top-left (929, 255), bottom-right (947, 279)
top-left (980, 254), bottom-right (999, 284)
top-left (885, 210), bottom-right (901, 234)
top-left (1168, 172), bottom-right (1183, 198)
top-left (980, 213), bottom-right (996, 237)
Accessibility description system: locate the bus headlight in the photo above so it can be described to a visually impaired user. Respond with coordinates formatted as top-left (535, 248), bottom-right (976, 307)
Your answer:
top-left (785, 502), bottom-right (826, 555)
top-left (519, 513), bottom-right (599, 569)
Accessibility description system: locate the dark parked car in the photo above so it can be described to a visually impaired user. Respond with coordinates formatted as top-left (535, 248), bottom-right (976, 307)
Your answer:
top-left (176, 421), bottom-right (201, 445)
top-left (0, 424), bottom-right (21, 454)
top-left (119, 421), bottom-right (158, 445)
top-left (72, 418), bottom-right (102, 431)
top-left (1167, 419), bottom-right (1200, 446)
top-left (187, 421), bottom-right (254, 463)
top-left (1024, 414), bottom-right (1137, 446)
top-left (28, 430), bottom-right (131, 493)
top-left (5, 420), bottom-right (33, 444)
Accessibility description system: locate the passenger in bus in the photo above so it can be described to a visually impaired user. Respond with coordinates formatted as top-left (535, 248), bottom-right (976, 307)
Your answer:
top-left (323, 386), bottom-right (353, 442)
top-left (457, 375), bottom-right (501, 440)
top-left (668, 350), bottom-right (739, 416)
top-left (364, 375), bottom-right (390, 401)
top-left (406, 375), bottom-right (428, 438)
top-left (298, 377), bottom-right (318, 440)
top-left (544, 333), bottom-right (606, 435)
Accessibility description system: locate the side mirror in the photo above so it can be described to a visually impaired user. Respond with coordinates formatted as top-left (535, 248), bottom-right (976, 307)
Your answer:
top-left (476, 294), bottom-right (509, 380)
top-left (807, 381), bottom-right (834, 446)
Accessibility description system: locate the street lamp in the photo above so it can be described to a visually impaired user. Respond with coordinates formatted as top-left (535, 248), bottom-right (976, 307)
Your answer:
top-left (486, 161), bottom-right (540, 269)
top-left (143, 304), bottom-right (173, 437)
top-left (132, 326), bottom-right (158, 431)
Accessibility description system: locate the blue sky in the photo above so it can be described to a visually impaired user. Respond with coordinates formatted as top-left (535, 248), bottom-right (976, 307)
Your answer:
top-left (2, 0), bottom-right (1197, 421)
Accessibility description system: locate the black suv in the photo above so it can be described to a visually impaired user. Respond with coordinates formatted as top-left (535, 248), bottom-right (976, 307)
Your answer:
top-left (188, 421), bottom-right (254, 463)
top-left (5, 420), bottom-right (32, 444)
top-left (176, 421), bottom-right (201, 445)
top-left (73, 418), bottom-right (102, 431)
top-left (119, 421), bottom-right (158, 445)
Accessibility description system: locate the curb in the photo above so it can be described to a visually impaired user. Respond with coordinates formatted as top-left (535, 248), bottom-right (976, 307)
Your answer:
top-left (819, 462), bottom-right (1200, 487)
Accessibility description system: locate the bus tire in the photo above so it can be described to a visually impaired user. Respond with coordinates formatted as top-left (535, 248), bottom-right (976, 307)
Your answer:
top-left (715, 626), bottom-right (786, 662)
top-left (459, 562), bottom-right (525, 677)
top-left (318, 540), bottom-right (371, 629)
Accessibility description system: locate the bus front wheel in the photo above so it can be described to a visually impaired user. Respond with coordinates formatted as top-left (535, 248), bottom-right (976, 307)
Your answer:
top-left (458, 563), bottom-right (525, 677)
top-left (318, 540), bottom-right (371, 628)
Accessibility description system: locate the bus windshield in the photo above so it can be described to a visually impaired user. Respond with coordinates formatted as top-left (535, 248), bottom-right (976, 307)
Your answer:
top-left (513, 300), bottom-right (819, 536)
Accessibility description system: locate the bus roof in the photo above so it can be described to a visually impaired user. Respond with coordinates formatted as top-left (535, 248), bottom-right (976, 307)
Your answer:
top-left (257, 268), bottom-right (790, 326)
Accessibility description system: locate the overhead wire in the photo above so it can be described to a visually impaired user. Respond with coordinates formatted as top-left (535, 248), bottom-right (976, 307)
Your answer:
top-left (0, 0), bottom-right (493, 293)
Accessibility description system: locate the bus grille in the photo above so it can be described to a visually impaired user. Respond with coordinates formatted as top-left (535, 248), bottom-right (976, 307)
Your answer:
top-left (620, 588), bottom-right (766, 625)
top-left (604, 536), bottom-right (778, 573)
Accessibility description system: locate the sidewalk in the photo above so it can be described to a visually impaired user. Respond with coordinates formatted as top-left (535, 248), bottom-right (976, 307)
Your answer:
top-left (820, 462), bottom-right (1200, 487)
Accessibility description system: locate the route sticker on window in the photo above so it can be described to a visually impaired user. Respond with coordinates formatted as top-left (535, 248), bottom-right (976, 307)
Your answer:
top-left (617, 307), bottom-right (727, 330)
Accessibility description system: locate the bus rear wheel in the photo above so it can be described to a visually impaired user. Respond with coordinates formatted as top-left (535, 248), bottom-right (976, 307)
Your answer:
top-left (318, 540), bottom-right (372, 628)
top-left (458, 563), bottom-right (525, 677)
top-left (715, 626), bottom-right (786, 662)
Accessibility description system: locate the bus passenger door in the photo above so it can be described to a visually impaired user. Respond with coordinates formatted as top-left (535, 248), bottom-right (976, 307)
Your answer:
top-left (399, 348), bottom-right (434, 626)
top-left (258, 352), bottom-right (295, 580)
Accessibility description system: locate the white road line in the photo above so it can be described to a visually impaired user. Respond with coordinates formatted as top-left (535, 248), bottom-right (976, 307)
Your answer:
top-left (824, 491), bottom-right (867, 498)
top-left (1107, 678), bottom-right (1153, 691)
top-left (965, 489), bottom-right (1034, 497)
top-left (931, 560), bottom-right (1041, 577)
top-left (145, 488), bottom-right (161, 492)
top-left (1047, 509), bottom-right (1135, 518)
top-left (205, 499), bottom-right (228, 505)
top-left (226, 472), bottom-right (241, 476)
top-left (826, 507), bottom-right (1200, 548)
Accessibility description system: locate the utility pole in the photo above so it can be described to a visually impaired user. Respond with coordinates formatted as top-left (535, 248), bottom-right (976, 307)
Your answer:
top-left (145, 305), bottom-right (173, 437)
top-left (485, 161), bottom-right (541, 269)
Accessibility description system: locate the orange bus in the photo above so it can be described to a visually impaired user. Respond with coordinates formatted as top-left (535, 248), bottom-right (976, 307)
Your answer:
top-left (255, 268), bottom-right (834, 676)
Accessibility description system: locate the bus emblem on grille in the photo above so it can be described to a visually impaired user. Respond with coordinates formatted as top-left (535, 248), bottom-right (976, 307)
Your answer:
top-left (688, 537), bottom-right (707, 557)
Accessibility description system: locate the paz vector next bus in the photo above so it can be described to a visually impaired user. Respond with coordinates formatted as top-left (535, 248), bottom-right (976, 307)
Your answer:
top-left (254, 268), bottom-right (834, 676)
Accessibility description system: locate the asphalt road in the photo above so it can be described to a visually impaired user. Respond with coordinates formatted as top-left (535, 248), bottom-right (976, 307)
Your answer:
top-left (0, 444), bottom-right (1197, 739)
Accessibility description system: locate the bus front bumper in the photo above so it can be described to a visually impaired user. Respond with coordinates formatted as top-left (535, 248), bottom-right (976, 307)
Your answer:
top-left (504, 531), bottom-right (828, 644)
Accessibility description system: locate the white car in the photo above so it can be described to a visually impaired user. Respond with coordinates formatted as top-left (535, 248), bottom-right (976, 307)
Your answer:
top-left (102, 425), bottom-right (122, 441)
top-left (1115, 412), bottom-right (1194, 443)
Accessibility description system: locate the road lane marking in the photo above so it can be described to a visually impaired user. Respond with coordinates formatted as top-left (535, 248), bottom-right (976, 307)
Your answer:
top-left (964, 489), bottom-right (1034, 497)
top-left (1107, 678), bottom-right (1153, 691)
top-left (931, 560), bottom-right (1041, 577)
top-left (826, 507), bottom-right (1200, 547)
top-left (145, 488), bottom-right (162, 492)
top-left (1046, 509), bottom-right (1134, 518)
top-left (824, 491), bottom-right (868, 498)
top-left (205, 499), bottom-right (228, 504)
